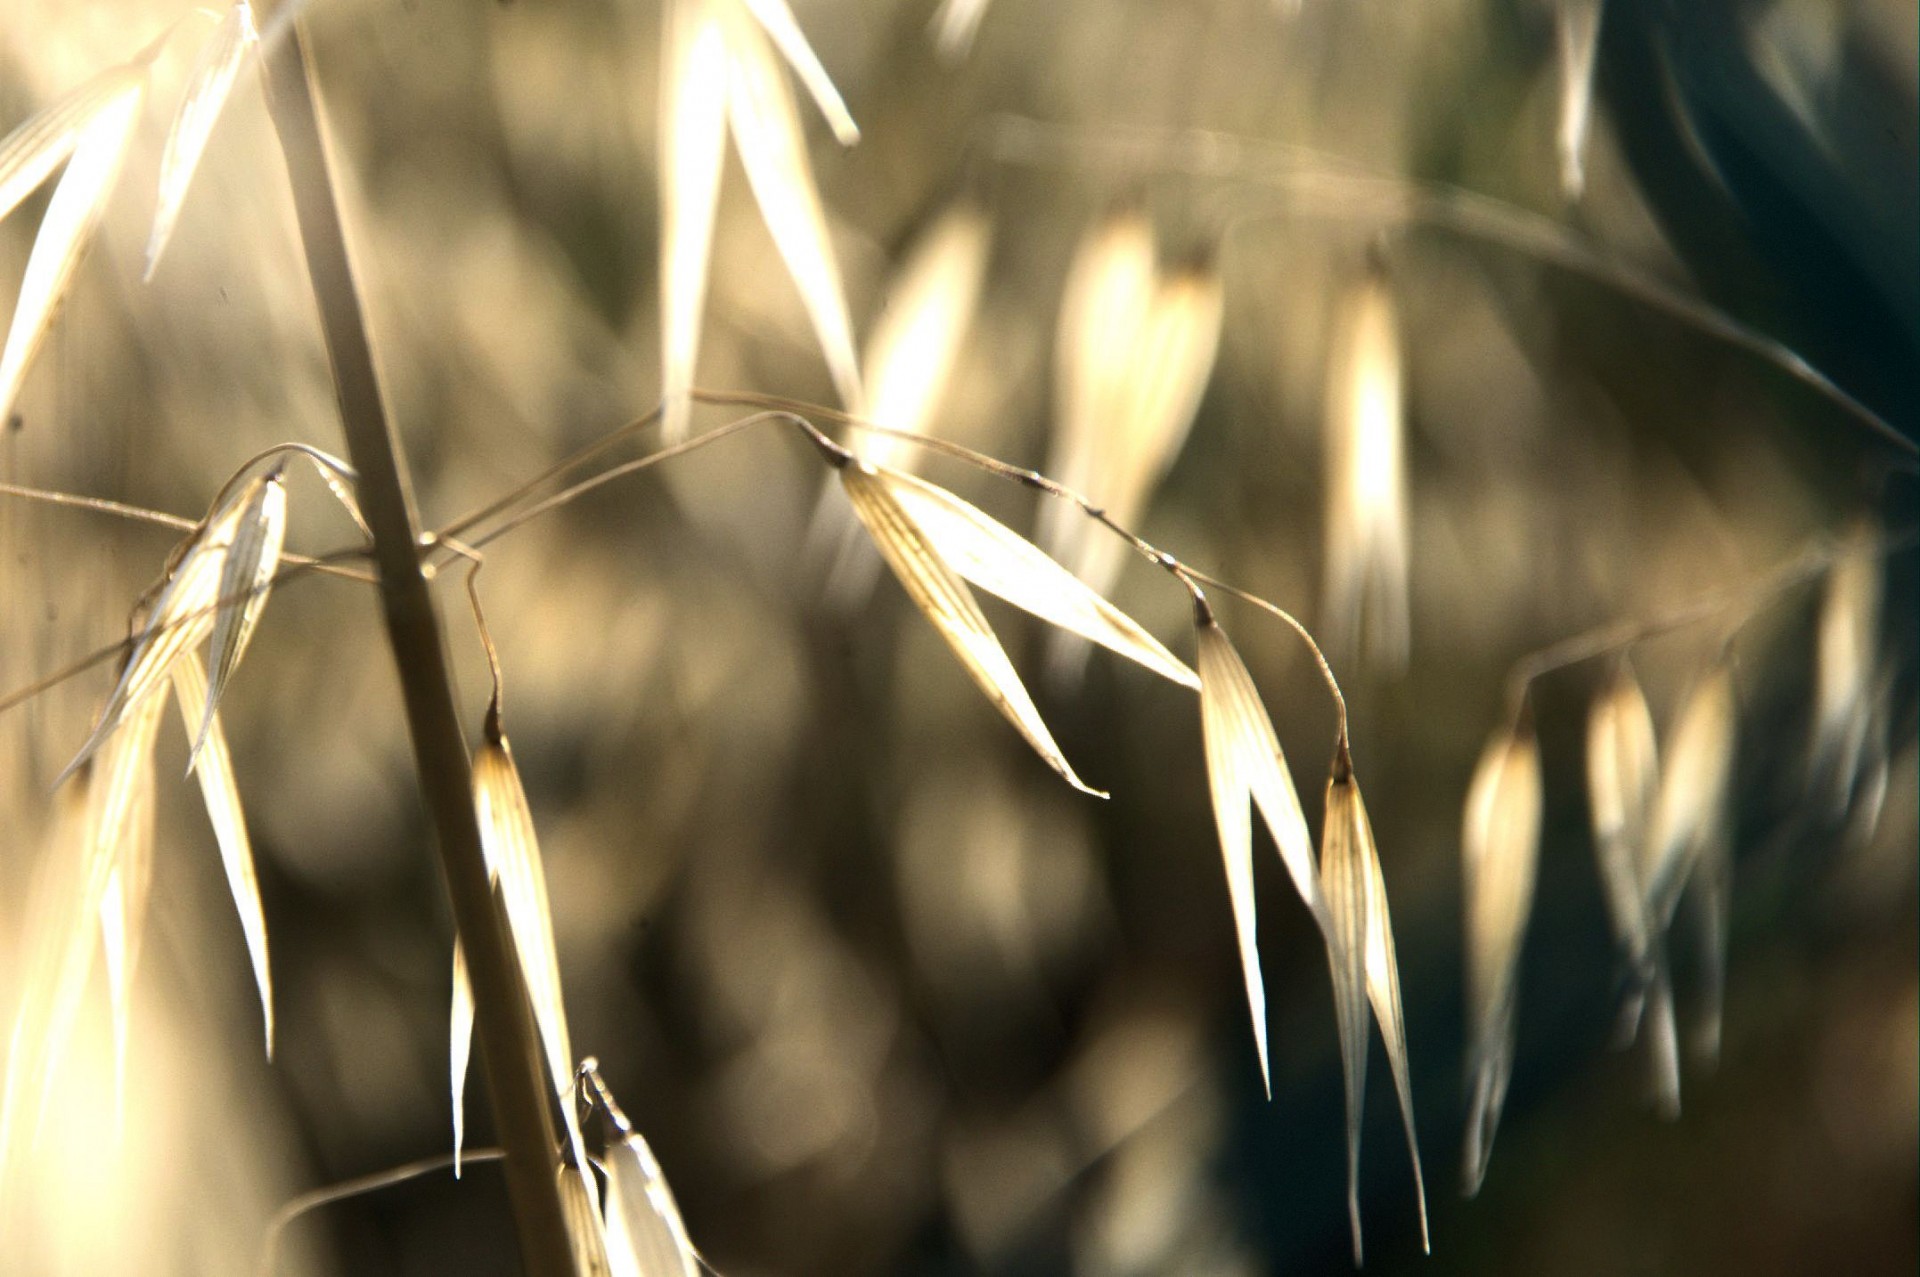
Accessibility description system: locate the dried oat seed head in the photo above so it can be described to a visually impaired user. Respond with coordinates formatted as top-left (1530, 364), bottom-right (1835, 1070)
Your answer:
top-left (145, 1), bottom-right (259, 279)
top-left (1460, 719), bottom-right (1542, 1196)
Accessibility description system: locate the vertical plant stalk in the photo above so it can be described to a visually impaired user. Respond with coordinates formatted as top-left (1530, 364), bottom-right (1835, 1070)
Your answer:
top-left (258, 22), bottom-right (576, 1276)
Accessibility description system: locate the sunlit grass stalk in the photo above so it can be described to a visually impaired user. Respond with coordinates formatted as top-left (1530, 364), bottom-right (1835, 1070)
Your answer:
top-left (256, 15), bottom-right (576, 1274)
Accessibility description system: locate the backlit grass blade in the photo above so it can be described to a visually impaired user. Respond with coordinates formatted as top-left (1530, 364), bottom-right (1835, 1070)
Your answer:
top-left (737, 0), bottom-right (859, 146)
top-left (171, 653), bottom-right (273, 1055)
top-left (658, 0), bottom-right (730, 442)
top-left (97, 756), bottom-right (155, 1128)
top-left (473, 729), bottom-right (573, 1097)
top-left (1460, 721), bottom-right (1542, 1196)
top-left (191, 470), bottom-right (287, 768)
top-left (145, 0), bottom-right (259, 279)
top-left (928, 0), bottom-right (992, 61)
top-left (0, 79), bottom-right (145, 430)
top-left (875, 464), bottom-right (1198, 689)
top-left (450, 940), bottom-right (475, 1173)
top-left (1556, 0), bottom-right (1604, 202)
top-left (0, 64), bottom-right (144, 225)
top-left (842, 461), bottom-right (1101, 797)
top-left (1644, 666), bottom-right (1736, 932)
top-left (1586, 662), bottom-right (1658, 988)
top-left (1321, 267), bottom-right (1409, 673)
top-left (1812, 520), bottom-right (1879, 805)
top-left (725, 3), bottom-right (864, 417)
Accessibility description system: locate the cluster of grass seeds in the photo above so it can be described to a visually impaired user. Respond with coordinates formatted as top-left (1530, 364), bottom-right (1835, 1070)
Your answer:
top-left (1461, 518), bottom-right (1902, 1192)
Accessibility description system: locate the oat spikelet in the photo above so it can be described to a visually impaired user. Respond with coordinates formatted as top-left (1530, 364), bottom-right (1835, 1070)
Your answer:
top-left (1639, 663), bottom-right (1737, 1105)
top-left (589, 1067), bottom-right (702, 1277)
top-left (1321, 265), bottom-right (1409, 674)
top-left (1040, 210), bottom-right (1155, 576)
top-left (0, 66), bottom-right (147, 430)
top-left (1586, 662), bottom-right (1658, 991)
top-left (841, 460), bottom-right (1103, 797)
top-left (857, 204), bottom-right (992, 472)
top-left (1460, 719), bottom-right (1542, 1196)
top-left (658, 0), bottom-right (731, 443)
top-left (1194, 606), bottom-right (1325, 1092)
top-left (878, 464), bottom-right (1196, 689)
top-left (59, 481), bottom-right (255, 784)
top-left (1044, 212), bottom-right (1223, 630)
top-left (1555, 0), bottom-right (1604, 202)
top-left (191, 469), bottom-right (287, 768)
top-left (145, 1), bottom-right (259, 279)
top-left (1319, 742), bottom-right (1429, 1263)
top-left (171, 653), bottom-right (273, 1054)
top-left (1644, 666), bottom-right (1737, 932)
top-left (1812, 520), bottom-right (1879, 808)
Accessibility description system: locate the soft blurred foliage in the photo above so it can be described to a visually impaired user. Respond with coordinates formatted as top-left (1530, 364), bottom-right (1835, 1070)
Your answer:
top-left (0, 0), bottom-right (1913, 1274)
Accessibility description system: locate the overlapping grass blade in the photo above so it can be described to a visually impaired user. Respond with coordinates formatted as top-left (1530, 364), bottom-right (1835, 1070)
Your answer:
top-left (171, 653), bottom-right (273, 1054)
top-left (191, 470), bottom-right (287, 767)
top-left (1321, 268), bottom-right (1409, 672)
top-left (658, 0), bottom-right (730, 443)
top-left (1555, 0), bottom-right (1604, 201)
top-left (875, 464), bottom-right (1197, 689)
top-left (841, 461), bottom-right (1101, 796)
top-left (145, 0), bottom-right (259, 279)
top-left (1460, 721), bottom-right (1542, 1195)
top-left (0, 688), bottom-right (165, 1178)
top-left (724, 3), bottom-right (864, 417)
top-left (737, 0), bottom-right (859, 145)
top-left (557, 1163), bottom-right (613, 1276)
top-left (0, 79), bottom-right (145, 429)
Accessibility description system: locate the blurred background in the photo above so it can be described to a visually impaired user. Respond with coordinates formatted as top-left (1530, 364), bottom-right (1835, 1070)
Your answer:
top-left (0, 0), bottom-right (1913, 1273)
